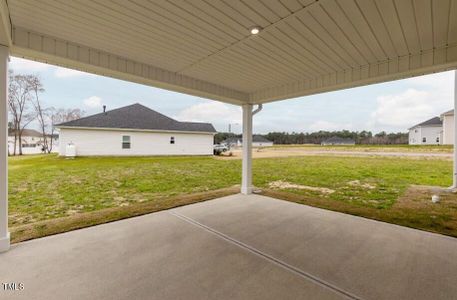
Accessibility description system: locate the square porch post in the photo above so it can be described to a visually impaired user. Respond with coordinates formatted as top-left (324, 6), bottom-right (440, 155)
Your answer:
top-left (0, 45), bottom-right (9, 252)
top-left (453, 70), bottom-right (457, 188)
top-left (241, 104), bottom-right (253, 195)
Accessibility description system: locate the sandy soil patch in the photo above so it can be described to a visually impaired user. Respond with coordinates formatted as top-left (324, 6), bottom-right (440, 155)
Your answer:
top-left (393, 185), bottom-right (457, 210)
top-left (216, 147), bottom-right (452, 160)
top-left (347, 180), bottom-right (376, 189)
top-left (268, 180), bottom-right (335, 194)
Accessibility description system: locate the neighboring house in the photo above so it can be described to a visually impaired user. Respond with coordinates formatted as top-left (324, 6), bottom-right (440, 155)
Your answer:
top-left (56, 103), bottom-right (216, 156)
top-left (8, 128), bottom-right (59, 154)
top-left (223, 135), bottom-right (274, 148)
top-left (321, 137), bottom-right (355, 146)
top-left (441, 109), bottom-right (454, 145)
top-left (408, 117), bottom-right (442, 145)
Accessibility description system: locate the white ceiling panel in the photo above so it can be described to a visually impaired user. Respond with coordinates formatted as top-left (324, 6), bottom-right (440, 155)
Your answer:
top-left (3, 0), bottom-right (457, 104)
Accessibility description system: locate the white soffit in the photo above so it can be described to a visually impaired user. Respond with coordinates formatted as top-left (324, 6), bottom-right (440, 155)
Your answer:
top-left (4, 0), bottom-right (457, 104)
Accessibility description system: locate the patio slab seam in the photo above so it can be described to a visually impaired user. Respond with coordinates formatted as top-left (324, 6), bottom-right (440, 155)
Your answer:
top-left (168, 210), bottom-right (362, 300)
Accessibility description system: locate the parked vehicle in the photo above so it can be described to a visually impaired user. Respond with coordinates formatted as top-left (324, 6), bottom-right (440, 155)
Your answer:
top-left (213, 144), bottom-right (228, 155)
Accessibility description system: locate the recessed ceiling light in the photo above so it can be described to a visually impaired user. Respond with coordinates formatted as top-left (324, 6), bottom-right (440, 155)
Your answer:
top-left (250, 26), bottom-right (261, 35)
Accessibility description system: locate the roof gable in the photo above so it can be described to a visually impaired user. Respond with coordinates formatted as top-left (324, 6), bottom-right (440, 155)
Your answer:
top-left (8, 128), bottom-right (42, 137)
top-left (409, 117), bottom-right (442, 129)
top-left (57, 103), bottom-right (216, 133)
top-left (441, 109), bottom-right (454, 117)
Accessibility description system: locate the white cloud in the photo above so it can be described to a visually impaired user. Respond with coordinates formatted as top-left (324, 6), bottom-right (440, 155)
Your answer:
top-left (83, 96), bottom-right (103, 109)
top-left (175, 101), bottom-right (241, 131)
top-left (10, 57), bottom-right (51, 72)
top-left (371, 85), bottom-right (452, 129)
top-left (309, 120), bottom-right (353, 131)
top-left (54, 67), bottom-right (92, 78)
top-left (404, 71), bottom-right (454, 92)
top-left (370, 89), bottom-right (431, 127)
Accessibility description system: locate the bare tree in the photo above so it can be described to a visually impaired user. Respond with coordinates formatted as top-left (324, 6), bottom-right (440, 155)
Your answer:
top-left (48, 108), bottom-right (84, 153)
top-left (8, 71), bottom-right (36, 155)
top-left (28, 75), bottom-right (48, 153)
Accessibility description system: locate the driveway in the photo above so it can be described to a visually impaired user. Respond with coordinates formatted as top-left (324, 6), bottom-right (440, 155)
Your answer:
top-left (1, 194), bottom-right (457, 299)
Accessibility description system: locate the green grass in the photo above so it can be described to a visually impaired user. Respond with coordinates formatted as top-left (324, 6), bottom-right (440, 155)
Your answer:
top-left (253, 156), bottom-right (452, 209)
top-left (8, 153), bottom-right (457, 240)
top-left (9, 155), bottom-right (241, 226)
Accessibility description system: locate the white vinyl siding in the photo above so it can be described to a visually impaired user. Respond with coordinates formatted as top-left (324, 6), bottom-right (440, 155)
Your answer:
top-left (59, 128), bottom-right (213, 156)
top-left (409, 126), bottom-right (442, 145)
top-left (442, 114), bottom-right (454, 145)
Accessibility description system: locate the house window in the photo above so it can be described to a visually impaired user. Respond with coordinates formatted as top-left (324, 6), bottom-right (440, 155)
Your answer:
top-left (170, 136), bottom-right (175, 144)
top-left (422, 137), bottom-right (426, 143)
top-left (122, 136), bottom-right (131, 149)
top-left (436, 137), bottom-right (440, 143)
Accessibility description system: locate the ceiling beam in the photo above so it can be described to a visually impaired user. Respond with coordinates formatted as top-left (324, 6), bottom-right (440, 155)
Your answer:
top-left (11, 27), bottom-right (248, 105)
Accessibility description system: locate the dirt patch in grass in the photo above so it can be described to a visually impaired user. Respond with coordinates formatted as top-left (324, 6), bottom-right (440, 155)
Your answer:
top-left (10, 186), bottom-right (239, 244)
top-left (268, 180), bottom-right (335, 194)
top-left (347, 180), bottom-right (376, 190)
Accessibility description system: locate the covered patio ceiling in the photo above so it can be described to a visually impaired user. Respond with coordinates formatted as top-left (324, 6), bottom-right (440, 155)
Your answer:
top-left (1, 0), bottom-right (456, 105)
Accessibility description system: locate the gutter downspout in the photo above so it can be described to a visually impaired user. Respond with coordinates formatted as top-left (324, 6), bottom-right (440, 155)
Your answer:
top-left (252, 104), bottom-right (263, 115)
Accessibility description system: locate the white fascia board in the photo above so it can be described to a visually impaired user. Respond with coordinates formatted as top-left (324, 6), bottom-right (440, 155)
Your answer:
top-left (11, 27), bottom-right (248, 105)
top-left (56, 126), bottom-right (217, 135)
top-left (251, 44), bottom-right (457, 104)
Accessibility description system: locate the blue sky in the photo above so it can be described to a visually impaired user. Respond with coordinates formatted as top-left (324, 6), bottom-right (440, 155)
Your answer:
top-left (10, 57), bottom-right (455, 134)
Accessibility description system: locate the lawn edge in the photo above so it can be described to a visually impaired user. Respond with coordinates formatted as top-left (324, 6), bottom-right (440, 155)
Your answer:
top-left (10, 186), bottom-right (239, 243)
top-left (259, 188), bottom-right (457, 239)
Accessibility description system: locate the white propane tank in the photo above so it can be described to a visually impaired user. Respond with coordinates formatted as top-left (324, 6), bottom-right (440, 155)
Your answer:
top-left (65, 142), bottom-right (76, 158)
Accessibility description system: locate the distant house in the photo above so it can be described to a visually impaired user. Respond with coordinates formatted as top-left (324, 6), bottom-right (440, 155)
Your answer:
top-left (321, 137), bottom-right (355, 146)
top-left (56, 103), bottom-right (216, 156)
top-left (408, 117), bottom-right (442, 145)
top-left (440, 109), bottom-right (454, 145)
top-left (223, 135), bottom-right (273, 148)
top-left (8, 128), bottom-right (59, 154)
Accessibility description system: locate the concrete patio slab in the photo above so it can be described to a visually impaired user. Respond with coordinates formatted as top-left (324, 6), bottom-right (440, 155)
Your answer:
top-left (1, 194), bottom-right (457, 299)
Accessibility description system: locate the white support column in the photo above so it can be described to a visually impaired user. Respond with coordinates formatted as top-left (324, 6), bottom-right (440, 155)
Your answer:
top-left (241, 104), bottom-right (253, 195)
top-left (453, 70), bottom-right (457, 189)
top-left (0, 45), bottom-right (8, 252)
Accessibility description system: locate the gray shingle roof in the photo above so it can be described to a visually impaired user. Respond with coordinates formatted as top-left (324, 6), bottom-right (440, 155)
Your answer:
top-left (56, 103), bottom-right (216, 133)
top-left (409, 117), bottom-right (442, 129)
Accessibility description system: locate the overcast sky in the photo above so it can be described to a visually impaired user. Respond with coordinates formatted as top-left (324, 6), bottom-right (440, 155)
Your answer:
top-left (10, 57), bottom-right (455, 134)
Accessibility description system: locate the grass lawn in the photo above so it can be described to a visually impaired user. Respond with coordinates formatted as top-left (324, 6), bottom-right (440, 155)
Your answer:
top-left (8, 153), bottom-right (457, 242)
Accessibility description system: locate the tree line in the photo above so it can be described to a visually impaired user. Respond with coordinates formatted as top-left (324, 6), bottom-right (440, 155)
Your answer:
top-left (215, 130), bottom-right (408, 145)
top-left (8, 70), bottom-right (84, 155)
